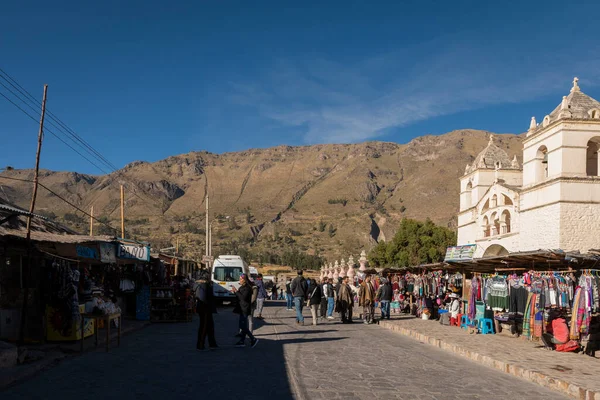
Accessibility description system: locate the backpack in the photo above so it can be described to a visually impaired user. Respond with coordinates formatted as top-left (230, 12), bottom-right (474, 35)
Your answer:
top-left (251, 284), bottom-right (259, 305)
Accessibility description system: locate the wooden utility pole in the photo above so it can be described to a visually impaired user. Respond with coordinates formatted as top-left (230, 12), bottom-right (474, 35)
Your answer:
top-left (20, 84), bottom-right (48, 345)
top-left (25, 84), bottom-right (48, 236)
top-left (120, 185), bottom-right (125, 238)
top-left (89, 206), bottom-right (94, 236)
top-left (205, 194), bottom-right (210, 269)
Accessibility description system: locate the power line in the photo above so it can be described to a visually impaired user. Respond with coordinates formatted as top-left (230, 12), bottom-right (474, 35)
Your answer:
top-left (0, 69), bottom-right (164, 212)
top-left (0, 68), bottom-right (120, 171)
top-left (0, 175), bottom-right (118, 233)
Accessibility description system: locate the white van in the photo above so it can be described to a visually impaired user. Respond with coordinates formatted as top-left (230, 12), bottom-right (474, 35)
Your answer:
top-left (211, 255), bottom-right (250, 305)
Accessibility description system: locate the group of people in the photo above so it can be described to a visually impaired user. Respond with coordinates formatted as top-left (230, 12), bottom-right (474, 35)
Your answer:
top-left (283, 272), bottom-right (397, 325)
top-left (194, 271), bottom-right (271, 351)
top-left (193, 269), bottom-right (404, 351)
top-left (284, 271), bottom-right (355, 326)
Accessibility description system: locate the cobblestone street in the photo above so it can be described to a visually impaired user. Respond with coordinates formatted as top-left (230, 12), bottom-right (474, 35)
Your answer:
top-left (1, 302), bottom-right (568, 400)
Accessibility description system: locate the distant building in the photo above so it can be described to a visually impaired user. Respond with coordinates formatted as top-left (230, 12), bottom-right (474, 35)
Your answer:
top-left (457, 78), bottom-right (600, 257)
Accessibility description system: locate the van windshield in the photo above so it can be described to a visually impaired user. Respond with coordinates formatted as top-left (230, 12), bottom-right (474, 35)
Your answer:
top-left (214, 267), bottom-right (243, 282)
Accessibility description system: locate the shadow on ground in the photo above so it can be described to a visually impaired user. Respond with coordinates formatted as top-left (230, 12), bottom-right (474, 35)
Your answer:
top-left (0, 301), bottom-right (344, 400)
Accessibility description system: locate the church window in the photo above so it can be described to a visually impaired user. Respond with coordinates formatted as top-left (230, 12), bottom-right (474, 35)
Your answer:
top-left (490, 194), bottom-right (498, 208)
top-left (490, 212), bottom-right (499, 235)
top-left (482, 216), bottom-right (490, 238)
top-left (500, 210), bottom-right (511, 234)
top-left (589, 109), bottom-right (600, 119)
top-left (586, 137), bottom-right (600, 176)
top-left (535, 145), bottom-right (549, 182)
top-left (465, 181), bottom-right (472, 208)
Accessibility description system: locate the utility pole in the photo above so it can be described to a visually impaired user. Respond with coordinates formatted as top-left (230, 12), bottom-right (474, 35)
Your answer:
top-left (205, 194), bottom-right (209, 269)
top-left (25, 84), bottom-right (48, 235)
top-left (89, 205), bottom-right (94, 236)
top-left (20, 84), bottom-right (48, 345)
top-left (120, 185), bottom-right (125, 238)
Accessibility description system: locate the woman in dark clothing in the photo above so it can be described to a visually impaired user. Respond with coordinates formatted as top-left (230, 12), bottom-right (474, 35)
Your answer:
top-left (232, 274), bottom-right (259, 348)
top-left (308, 279), bottom-right (323, 326)
top-left (271, 285), bottom-right (278, 301)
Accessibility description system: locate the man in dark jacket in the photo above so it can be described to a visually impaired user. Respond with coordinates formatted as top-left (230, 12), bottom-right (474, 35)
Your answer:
top-left (194, 269), bottom-right (218, 351)
top-left (290, 270), bottom-right (308, 325)
top-left (231, 274), bottom-right (259, 348)
top-left (376, 278), bottom-right (393, 320)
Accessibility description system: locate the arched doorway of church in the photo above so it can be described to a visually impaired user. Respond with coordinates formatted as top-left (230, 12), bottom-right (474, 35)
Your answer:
top-left (482, 244), bottom-right (509, 257)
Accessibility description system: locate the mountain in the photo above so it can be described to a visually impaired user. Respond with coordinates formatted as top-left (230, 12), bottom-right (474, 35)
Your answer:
top-left (0, 129), bottom-right (523, 261)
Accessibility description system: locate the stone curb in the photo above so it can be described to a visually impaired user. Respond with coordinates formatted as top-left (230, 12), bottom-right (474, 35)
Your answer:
top-left (379, 320), bottom-right (599, 400)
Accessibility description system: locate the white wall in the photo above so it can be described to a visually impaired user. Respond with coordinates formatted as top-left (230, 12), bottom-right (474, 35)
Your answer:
top-left (560, 202), bottom-right (600, 252)
top-left (519, 203), bottom-right (561, 251)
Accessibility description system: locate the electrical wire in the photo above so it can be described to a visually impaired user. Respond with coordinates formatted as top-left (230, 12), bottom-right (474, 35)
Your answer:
top-left (0, 175), bottom-right (118, 233)
top-left (0, 69), bottom-right (164, 212)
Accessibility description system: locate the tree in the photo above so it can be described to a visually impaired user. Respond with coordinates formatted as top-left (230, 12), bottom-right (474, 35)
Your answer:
top-left (245, 211), bottom-right (254, 224)
top-left (317, 220), bottom-right (326, 232)
top-left (328, 224), bottom-right (336, 238)
top-left (228, 217), bottom-right (241, 230)
top-left (368, 218), bottom-right (456, 267)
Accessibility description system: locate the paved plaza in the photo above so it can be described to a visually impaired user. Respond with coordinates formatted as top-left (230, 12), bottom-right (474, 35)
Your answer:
top-left (1, 302), bottom-right (568, 400)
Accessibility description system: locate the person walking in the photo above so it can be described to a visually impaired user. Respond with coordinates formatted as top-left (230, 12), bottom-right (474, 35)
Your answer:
top-left (285, 279), bottom-right (293, 310)
top-left (254, 274), bottom-right (268, 320)
top-left (325, 278), bottom-right (335, 319)
top-left (194, 270), bottom-right (218, 351)
top-left (231, 274), bottom-right (259, 348)
top-left (377, 278), bottom-right (393, 320)
top-left (319, 279), bottom-right (328, 319)
top-left (359, 275), bottom-right (376, 324)
top-left (336, 276), bottom-right (354, 323)
top-left (308, 279), bottom-right (322, 326)
top-left (271, 284), bottom-right (278, 301)
top-left (291, 270), bottom-right (308, 325)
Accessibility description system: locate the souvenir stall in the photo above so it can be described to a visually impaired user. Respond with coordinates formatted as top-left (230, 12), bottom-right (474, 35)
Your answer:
top-left (360, 265), bottom-right (465, 320)
top-left (448, 250), bottom-right (600, 354)
top-left (149, 254), bottom-right (194, 323)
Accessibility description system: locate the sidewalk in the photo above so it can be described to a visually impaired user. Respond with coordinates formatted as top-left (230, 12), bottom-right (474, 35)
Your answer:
top-left (0, 318), bottom-right (150, 390)
top-left (378, 316), bottom-right (600, 400)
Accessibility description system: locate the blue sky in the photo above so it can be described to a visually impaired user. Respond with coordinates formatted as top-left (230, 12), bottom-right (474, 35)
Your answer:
top-left (2, 0), bottom-right (600, 174)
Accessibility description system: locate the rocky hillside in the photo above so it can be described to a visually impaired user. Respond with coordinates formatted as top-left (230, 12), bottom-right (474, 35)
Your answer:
top-left (0, 129), bottom-right (523, 261)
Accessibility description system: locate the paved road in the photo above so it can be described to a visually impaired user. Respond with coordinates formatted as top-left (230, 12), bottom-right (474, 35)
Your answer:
top-left (2, 302), bottom-right (567, 400)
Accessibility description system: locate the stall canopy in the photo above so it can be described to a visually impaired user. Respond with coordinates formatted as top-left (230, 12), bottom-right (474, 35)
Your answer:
top-left (446, 249), bottom-right (600, 273)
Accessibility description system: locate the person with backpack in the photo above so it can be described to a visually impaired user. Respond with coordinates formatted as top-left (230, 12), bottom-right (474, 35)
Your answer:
top-left (194, 269), bottom-right (218, 351)
top-left (308, 279), bottom-right (323, 325)
top-left (319, 279), bottom-right (328, 319)
top-left (376, 278), bottom-right (393, 320)
top-left (231, 274), bottom-right (259, 348)
top-left (254, 274), bottom-right (268, 320)
top-left (285, 279), bottom-right (293, 310)
top-left (291, 270), bottom-right (308, 325)
top-left (325, 278), bottom-right (335, 319)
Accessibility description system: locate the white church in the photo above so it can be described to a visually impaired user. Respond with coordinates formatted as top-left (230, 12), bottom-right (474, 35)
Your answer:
top-left (457, 78), bottom-right (600, 258)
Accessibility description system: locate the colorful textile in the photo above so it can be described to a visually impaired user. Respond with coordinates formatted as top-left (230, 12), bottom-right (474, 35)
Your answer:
top-left (522, 293), bottom-right (533, 338)
top-left (533, 311), bottom-right (543, 338)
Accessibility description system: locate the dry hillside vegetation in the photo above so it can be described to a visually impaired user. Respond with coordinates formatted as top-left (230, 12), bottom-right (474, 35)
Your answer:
top-left (0, 129), bottom-right (522, 261)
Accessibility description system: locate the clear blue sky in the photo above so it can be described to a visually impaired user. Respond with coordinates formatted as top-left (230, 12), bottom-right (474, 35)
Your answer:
top-left (2, 1), bottom-right (600, 174)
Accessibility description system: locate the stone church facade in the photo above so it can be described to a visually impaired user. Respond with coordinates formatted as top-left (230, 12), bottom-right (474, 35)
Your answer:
top-left (457, 78), bottom-right (600, 258)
